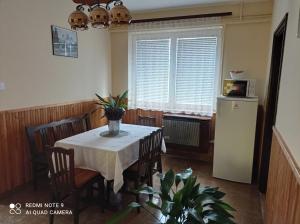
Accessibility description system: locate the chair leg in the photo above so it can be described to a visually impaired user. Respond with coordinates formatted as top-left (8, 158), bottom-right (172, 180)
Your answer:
top-left (73, 193), bottom-right (80, 224)
top-left (134, 181), bottom-right (140, 213)
top-left (87, 185), bottom-right (93, 199)
top-left (148, 169), bottom-right (153, 201)
top-left (32, 164), bottom-right (38, 191)
top-left (158, 159), bottom-right (162, 173)
top-left (49, 194), bottom-right (55, 224)
top-left (106, 180), bottom-right (112, 205)
top-left (99, 178), bottom-right (105, 212)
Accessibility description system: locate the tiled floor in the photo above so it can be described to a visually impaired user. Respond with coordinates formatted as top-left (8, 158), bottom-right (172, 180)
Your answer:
top-left (0, 156), bottom-right (264, 224)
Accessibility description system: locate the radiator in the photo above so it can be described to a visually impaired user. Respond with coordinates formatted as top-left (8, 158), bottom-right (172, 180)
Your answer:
top-left (162, 114), bottom-right (211, 151)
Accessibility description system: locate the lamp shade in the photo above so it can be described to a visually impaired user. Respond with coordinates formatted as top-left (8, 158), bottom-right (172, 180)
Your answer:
top-left (68, 8), bottom-right (89, 31)
top-left (110, 2), bottom-right (132, 25)
top-left (89, 5), bottom-right (109, 28)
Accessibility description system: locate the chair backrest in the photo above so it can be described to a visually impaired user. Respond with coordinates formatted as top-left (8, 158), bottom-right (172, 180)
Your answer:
top-left (26, 114), bottom-right (90, 157)
top-left (46, 147), bottom-right (75, 199)
top-left (53, 121), bottom-right (74, 141)
top-left (26, 123), bottom-right (56, 157)
top-left (151, 128), bottom-right (163, 161)
top-left (138, 115), bottom-right (156, 127)
top-left (137, 135), bottom-right (152, 178)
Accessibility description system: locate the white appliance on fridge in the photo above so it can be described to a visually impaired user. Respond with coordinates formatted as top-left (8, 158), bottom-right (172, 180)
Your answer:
top-left (213, 96), bottom-right (258, 184)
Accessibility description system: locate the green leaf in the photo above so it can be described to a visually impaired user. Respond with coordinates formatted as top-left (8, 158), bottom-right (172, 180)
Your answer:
top-left (195, 194), bottom-right (217, 207)
top-left (161, 200), bottom-right (174, 216)
top-left (160, 169), bottom-right (175, 200)
top-left (166, 219), bottom-right (179, 224)
top-left (109, 95), bottom-right (116, 108)
top-left (216, 201), bottom-right (236, 212)
top-left (136, 186), bottom-right (160, 195)
top-left (210, 204), bottom-right (234, 219)
top-left (95, 93), bottom-right (109, 104)
top-left (128, 202), bottom-right (142, 208)
top-left (187, 208), bottom-right (205, 223)
top-left (205, 211), bottom-right (236, 224)
top-left (119, 90), bottom-right (128, 101)
top-left (169, 190), bottom-right (184, 218)
top-left (212, 190), bottom-right (226, 200)
top-left (175, 168), bottom-right (193, 187)
top-left (181, 176), bottom-right (197, 203)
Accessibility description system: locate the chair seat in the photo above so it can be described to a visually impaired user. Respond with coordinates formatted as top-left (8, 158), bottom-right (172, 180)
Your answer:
top-left (74, 168), bottom-right (100, 188)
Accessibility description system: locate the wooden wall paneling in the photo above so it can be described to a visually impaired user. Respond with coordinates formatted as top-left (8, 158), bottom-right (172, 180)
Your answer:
top-left (0, 100), bottom-right (105, 195)
top-left (265, 128), bottom-right (300, 224)
top-left (123, 109), bottom-right (164, 127)
top-left (286, 178), bottom-right (299, 224)
top-left (294, 191), bottom-right (300, 223)
top-left (0, 112), bottom-right (9, 193)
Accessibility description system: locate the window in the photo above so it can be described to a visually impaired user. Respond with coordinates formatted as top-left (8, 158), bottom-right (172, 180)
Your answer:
top-left (128, 28), bottom-right (222, 116)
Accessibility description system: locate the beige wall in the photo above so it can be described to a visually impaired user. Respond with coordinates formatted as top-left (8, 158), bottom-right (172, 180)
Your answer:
top-left (111, 32), bottom-right (128, 96)
top-left (270, 0), bottom-right (300, 163)
top-left (0, 0), bottom-right (111, 111)
top-left (111, 2), bottom-right (272, 104)
top-left (222, 22), bottom-right (271, 103)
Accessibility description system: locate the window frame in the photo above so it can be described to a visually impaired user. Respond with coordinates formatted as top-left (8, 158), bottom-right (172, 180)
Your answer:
top-left (128, 26), bottom-right (224, 114)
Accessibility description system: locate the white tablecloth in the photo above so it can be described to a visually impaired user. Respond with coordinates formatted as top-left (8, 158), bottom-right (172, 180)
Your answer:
top-left (54, 124), bottom-right (166, 192)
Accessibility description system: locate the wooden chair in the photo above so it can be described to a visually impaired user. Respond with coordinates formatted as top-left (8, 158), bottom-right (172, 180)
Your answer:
top-left (149, 129), bottom-right (163, 186)
top-left (123, 135), bottom-right (152, 213)
top-left (26, 124), bottom-right (56, 190)
top-left (46, 147), bottom-right (105, 224)
top-left (26, 114), bottom-right (91, 190)
top-left (138, 115), bottom-right (156, 127)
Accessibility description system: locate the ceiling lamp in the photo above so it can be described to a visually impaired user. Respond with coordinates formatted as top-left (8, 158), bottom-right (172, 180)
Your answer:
top-left (68, 5), bottom-right (89, 31)
top-left (89, 5), bottom-right (109, 28)
top-left (110, 1), bottom-right (131, 25)
top-left (68, 0), bottom-right (131, 30)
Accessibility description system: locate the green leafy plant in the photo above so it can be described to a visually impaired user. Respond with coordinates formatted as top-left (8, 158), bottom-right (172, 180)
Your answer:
top-left (107, 168), bottom-right (236, 224)
top-left (95, 90), bottom-right (128, 120)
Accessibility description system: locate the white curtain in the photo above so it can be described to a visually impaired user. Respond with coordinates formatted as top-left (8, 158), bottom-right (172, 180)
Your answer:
top-left (128, 18), bottom-right (223, 117)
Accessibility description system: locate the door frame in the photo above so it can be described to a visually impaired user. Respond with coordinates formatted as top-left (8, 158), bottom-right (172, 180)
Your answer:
top-left (259, 14), bottom-right (288, 193)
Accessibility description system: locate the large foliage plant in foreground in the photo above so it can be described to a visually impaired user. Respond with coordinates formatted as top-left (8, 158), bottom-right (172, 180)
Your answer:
top-left (107, 168), bottom-right (236, 224)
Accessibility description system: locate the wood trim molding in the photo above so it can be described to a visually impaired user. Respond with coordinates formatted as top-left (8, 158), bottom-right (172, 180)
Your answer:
top-left (0, 99), bottom-right (97, 113)
top-left (131, 12), bottom-right (233, 24)
top-left (273, 127), bottom-right (300, 184)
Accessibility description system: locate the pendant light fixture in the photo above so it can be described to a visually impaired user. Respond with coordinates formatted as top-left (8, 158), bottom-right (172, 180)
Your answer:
top-left (68, 0), bottom-right (131, 30)
top-left (89, 4), bottom-right (109, 28)
top-left (109, 1), bottom-right (131, 25)
top-left (68, 5), bottom-right (89, 31)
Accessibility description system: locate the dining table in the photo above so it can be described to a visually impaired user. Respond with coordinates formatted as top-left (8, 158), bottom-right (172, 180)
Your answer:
top-left (54, 123), bottom-right (166, 193)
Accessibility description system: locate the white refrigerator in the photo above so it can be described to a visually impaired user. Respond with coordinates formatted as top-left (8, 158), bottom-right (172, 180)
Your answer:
top-left (213, 96), bottom-right (258, 184)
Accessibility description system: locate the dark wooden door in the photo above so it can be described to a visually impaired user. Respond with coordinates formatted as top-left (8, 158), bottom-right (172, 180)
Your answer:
top-left (259, 14), bottom-right (288, 193)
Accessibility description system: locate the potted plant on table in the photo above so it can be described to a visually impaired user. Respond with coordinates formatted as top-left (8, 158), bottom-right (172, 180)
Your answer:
top-left (96, 90), bottom-right (128, 136)
top-left (107, 168), bottom-right (236, 224)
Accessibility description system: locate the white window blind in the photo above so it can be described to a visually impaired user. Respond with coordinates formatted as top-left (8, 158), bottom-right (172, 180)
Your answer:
top-left (128, 28), bottom-right (222, 116)
top-left (135, 39), bottom-right (170, 106)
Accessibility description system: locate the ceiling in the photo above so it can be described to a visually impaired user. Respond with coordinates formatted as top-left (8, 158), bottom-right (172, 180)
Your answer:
top-left (123, 0), bottom-right (270, 12)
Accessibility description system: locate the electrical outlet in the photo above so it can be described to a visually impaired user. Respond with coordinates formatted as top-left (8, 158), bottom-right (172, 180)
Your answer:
top-left (0, 81), bottom-right (6, 91)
